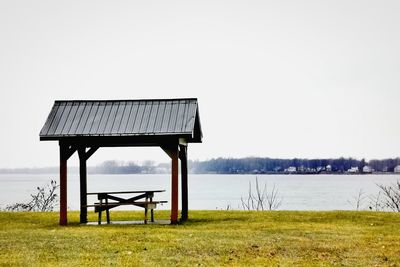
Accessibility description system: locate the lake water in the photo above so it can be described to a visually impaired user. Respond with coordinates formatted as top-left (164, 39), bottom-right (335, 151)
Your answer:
top-left (0, 174), bottom-right (399, 211)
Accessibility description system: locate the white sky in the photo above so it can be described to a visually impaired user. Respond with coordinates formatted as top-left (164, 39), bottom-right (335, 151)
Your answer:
top-left (0, 0), bottom-right (399, 168)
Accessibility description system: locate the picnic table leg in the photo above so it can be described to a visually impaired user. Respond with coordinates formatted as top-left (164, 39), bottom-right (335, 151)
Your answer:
top-left (98, 211), bottom-right (102, 225)
top-left (106, 198), bottom-right (110, 224)
top-left (150, 196), bottom-right (154, 222)
top-left (98, 199), bottom-right (103, 225)
top-left (144, 206), bottom-right (148, 224)
top-left (106, 209), bottom-right (110, 224)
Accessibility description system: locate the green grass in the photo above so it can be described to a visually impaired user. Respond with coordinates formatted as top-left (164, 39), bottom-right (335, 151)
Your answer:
top-left (1, 210), bottom-right (399, 266)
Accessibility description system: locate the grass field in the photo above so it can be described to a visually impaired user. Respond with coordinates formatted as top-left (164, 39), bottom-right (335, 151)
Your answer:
top-left (0, 210), bottom-right (399, 266)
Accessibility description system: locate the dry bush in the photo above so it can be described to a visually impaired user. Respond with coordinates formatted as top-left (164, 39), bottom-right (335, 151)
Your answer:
top-left (241, 177), bottom-right (282, 211)
top-left (376, 180), bottom-right (400, 212)
top-left (6, 180), bottom-right (59, 212)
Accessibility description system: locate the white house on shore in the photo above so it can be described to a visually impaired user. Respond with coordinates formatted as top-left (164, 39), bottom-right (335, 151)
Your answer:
top-left (347, 167), bottom-right (359, 173)
top-left (362, 166), bottom-right (373, 173)
top-left (326, 165), bottom-right (332, 172)
top-left (285, 166), bottom-right (297, 173)
top-left (394, 165), bottom-right (400, 173)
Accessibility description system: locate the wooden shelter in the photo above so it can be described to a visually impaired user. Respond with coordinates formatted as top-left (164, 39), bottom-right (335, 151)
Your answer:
top-left (39, 98), bottom-right (202, 225)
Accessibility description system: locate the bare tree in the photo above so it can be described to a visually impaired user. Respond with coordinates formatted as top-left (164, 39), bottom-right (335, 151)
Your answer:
top-left (241, 177), bottom-right (282, 211)
top-left (376, 180), bottom-right (400, 212)
top-left (6, 180), bottom-right (59, 212)
top-left (241, 181), bottom-right (255, 210)
top-left (266, 183), bottom-right (282, 210)
top-left (347, 189), bottom-right (367, 210)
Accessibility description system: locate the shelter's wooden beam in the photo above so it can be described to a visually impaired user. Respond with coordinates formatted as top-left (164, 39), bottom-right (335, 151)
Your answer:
top-left (62, 144), bottom-right (77, 160)
top-left (179, 138), bottom-right (187, 146)
top-left (44, 135), bottom-right (193, 146)
top-left (84, 146), bottom-right (99, 160)
top-left (179, 145), bottom-right (188, 222)
top-left (160, 143), bottom-right (176, 159)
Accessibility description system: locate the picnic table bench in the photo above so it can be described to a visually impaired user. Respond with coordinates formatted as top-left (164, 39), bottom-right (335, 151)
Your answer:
top-left (86, 190), bottom-right (167, 224)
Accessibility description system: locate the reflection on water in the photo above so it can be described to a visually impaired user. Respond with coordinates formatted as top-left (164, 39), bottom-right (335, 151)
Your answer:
top-left (0, 174), bottom-right (399, 211)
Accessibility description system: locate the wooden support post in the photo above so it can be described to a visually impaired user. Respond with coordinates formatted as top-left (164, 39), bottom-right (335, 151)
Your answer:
top-left (59, 144), bottom-right (68, 226)
top-left (58, 142), bottom-right (77, 226)
top-left (77, 146), bottom-right (97, 224)
top-left (78, 148), bottom-right (88, 224)
top-left (180, 145), bottom-right (188, 222)
top-left (171, 148), bottom-right (179, 224)
top-left (161, 143), bottom-right (180, 224)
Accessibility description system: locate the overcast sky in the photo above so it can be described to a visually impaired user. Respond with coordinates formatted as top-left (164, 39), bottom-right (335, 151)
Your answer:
top-left (1, 0), bottom-right (399, 168)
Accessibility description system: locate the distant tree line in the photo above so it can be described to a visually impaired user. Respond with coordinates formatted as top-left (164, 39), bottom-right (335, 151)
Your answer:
top-left (188, 157), bottom-right (400, 174)
top-left (0, 161), bottom-right (168, 175)
top-left (88, 160), bottom-right (169, 174)
top-left (1, 157), bottom-right (400, 175)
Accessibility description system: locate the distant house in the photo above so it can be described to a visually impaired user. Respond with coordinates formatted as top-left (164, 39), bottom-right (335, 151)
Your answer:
top-left (285, 166), bottom-right (297, 174)
top-left (362, 165), bottom-right (373, 173)
top-left (326, 165), bottom-right (332, 172)
top-left (394, 165), bottom-right (400, 173)
top-left (347, 167), bottom-right (359, 173)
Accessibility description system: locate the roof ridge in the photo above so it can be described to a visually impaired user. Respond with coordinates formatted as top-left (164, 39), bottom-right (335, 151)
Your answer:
top-left (54, 98), bottom-right (198, 103)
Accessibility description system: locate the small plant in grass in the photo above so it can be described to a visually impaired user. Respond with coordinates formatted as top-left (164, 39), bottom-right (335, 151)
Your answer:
top-left (241, 177), bottom-right (282, 211)
top-left (6, 180), bottom-right (59, 212)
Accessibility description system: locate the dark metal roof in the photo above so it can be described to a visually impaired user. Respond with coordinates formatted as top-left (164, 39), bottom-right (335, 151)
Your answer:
top-left (40, 98), bottom-right (202, 143)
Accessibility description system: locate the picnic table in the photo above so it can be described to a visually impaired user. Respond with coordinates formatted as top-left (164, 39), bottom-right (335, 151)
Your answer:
top-left (86, 190), bottom-right (167, 224)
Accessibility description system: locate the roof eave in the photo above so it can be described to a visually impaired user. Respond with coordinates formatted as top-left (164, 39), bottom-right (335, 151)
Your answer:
top-left (40, 133), bottom-right (197, 143)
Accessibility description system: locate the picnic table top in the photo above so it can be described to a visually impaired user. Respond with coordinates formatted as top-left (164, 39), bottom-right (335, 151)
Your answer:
top-left (87, 190), bottom-right (165, 195)
top-left (86, 200), bottom-right (168, 207)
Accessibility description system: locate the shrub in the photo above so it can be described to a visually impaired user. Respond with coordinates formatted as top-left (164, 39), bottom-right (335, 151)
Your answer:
top-left (6, 180), bottom-right (59, 212)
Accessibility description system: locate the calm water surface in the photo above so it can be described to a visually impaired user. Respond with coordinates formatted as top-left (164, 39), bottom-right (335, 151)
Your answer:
top-left (0, 174), bottom-right (399, 211)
